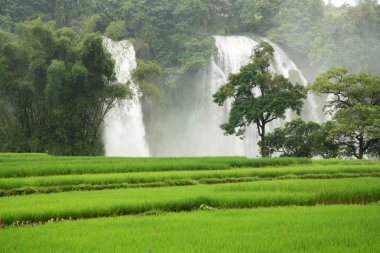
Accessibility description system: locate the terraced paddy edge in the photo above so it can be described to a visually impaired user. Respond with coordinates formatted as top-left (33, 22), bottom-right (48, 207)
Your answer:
top-left (0, 177), bottom-right (379, 225)
top-left (0, 156), bottom-right (314, 178)
top-left (1, 205), bottom-right (379, 253)
top-left (1, 164), bottom-right (380, 197)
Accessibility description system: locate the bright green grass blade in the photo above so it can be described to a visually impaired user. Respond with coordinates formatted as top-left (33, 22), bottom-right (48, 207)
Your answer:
top-left (0, 205), bottom-right (379, 253)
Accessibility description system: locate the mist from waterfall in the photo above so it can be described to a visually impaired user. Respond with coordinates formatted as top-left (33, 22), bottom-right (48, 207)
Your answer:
top-left (103, 38), bottom-right (150, 157)
top-left (102, 36), bottom-right (325, 157)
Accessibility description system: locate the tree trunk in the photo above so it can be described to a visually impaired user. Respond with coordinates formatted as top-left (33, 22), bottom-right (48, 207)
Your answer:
top-left (358, 135), bottom-right (364, 159)
top-left (259, 124), bottom-right (269, 157)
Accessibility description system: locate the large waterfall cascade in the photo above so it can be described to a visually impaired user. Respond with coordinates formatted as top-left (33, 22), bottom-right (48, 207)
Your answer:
top-left (103, 38), bottom-right (150, 157)
top-left (207, 36), bottom-right (325, 157)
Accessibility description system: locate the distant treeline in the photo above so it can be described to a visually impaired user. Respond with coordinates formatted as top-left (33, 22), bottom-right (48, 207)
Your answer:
top-left (2, 1), bottom-right (380, 75)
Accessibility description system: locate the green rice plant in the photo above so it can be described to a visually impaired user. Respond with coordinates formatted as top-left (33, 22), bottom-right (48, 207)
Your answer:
top-left (312, 159), bottom-right (380, 165)
top-left (0, 177), bottom-right (379, 224)
top-left (3, 173), bottom-right (379, 197)
top-left (0, 153), bottom-right (48, 158)
top-left (1, 164), bottom-right (379, 192)
top-left (0, 205), bottom-right (379, 253)
top-left (0, 156), bottom-right (313, 178)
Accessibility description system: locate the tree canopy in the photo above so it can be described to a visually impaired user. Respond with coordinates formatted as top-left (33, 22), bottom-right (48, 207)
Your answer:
top-left (213, 42), bottom-right (305, 157)
top-left (308, 67), bottom-right (380, 159)
top-left (0, 19), bottom-right (128, 155)
top-left (263, 119), bottom-right (321, 158)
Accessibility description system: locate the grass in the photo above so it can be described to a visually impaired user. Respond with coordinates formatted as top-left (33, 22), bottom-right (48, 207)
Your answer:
top-left (0, 156), bottom-right (313, 177)
top-left (0, 153), bottom-right (49, 157)
top-left (0, 164), bottom-right (379, 196)
top-left (0, 177), bottom-right (379, 224)
top-left (0, 153), bottom-right (378, 252)
top-left (1, 205), bottom-right (379, 253)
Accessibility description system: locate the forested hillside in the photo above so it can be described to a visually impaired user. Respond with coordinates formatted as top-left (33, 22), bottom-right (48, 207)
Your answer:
top-left (1, 0), bottom-right (379, 154)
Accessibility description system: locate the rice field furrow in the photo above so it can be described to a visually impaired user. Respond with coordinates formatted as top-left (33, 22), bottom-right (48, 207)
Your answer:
top-left (0, 177), bottom-right (379, 225)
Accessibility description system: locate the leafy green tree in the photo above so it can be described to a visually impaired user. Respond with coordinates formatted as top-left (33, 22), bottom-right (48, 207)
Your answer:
top-left (82, 14), bottom-right (104, 34)
top-left (239, 0), bottom-right (281, 33)
top-left (0, 19), bottom-right (128, 155)
top-left (262, 119), bottom-right (321, 158)
top-left (133, 60), bottom-right (162, 101)
top-left (105, 20), bottom-right (127, 41)
top-left (330, 104), bottom-right (380, 159)
top-left (312, 121), bottom-right (340, 159)
top-left (368, 139), bottom-right (380, 158)
top-left (309, 1), bottom-right (380, 73)
top-left (263, 119), bottom-right (340, 158)
top-left (308, 67), bottom-right (380, 159)
top-left (267, 0), bottom-right (324, 54)
top-left (213, 42), bottom-right (305, 157)
top-left (309, 67), bottom-right (380, 110)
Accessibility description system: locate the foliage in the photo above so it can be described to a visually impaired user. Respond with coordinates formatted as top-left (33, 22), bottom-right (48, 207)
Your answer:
top-left (311, 121), bottom-right (340, 159)
top-left (368, 139), bottom-right (380, 158)
top-left (267, 0), bottom-right (324, 54)
top-left (267, 1), bottom-right (380, 74)
top-left (105, 20), bottom-right (127, 41)
top-left (263, 119), bottom-right (340, 158)
top-left (331, 104), bottom-right (380, 159)
top-left (0, 19), bottom-right (128, 155)
top-left (81, 14), bottom-right (104, 34)
top-left (1, 0), bottom-right (380, 75)
top-left (213, 42), bottom-right (305, 157)
top-left (311, 2), bottom-right (380, 73)
top-left (308, 67), bottom-right (380, 159)
top-left (132, 60), bottom-right (162, 101)
top-left (263, 119), bottom-right (322, 158)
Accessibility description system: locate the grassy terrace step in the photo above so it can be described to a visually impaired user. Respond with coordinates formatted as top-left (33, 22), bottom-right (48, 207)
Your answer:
top-left (0, 177), bottom-right (379, 225)
top-left (1, 205), bottom-right (379, 253)
top-left (1, 164), bottom-right (380, 196)
top-left (0, 156), bottom-right (313, 178)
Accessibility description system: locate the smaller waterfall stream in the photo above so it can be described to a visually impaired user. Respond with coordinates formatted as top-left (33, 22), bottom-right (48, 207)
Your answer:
top-left (267, 40), bottom-right (322, 123)
top-left (103, 38), bottom-right (150, 157)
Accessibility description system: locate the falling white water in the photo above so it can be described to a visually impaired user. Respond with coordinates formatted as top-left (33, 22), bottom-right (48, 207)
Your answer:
top-left (264, 39), bottom-right (322, 123)
top-left (324, 0), bottom-right (380, 7)
top-left (209, 36), bottom-right (260, 157)
top-left (103, 38), bottom-right (150, 157)
top-left (208, 36), bottom-right (325, 157)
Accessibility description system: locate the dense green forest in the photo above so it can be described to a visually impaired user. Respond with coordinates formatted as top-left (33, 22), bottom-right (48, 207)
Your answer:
top-left (2, 0), bottom-right (379, 74)
top-left (0, 0), bottom-right (379, 155)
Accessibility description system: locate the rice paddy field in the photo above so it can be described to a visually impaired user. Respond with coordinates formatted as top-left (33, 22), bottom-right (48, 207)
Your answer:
top-left (0, 154), bottom-right (379, 252)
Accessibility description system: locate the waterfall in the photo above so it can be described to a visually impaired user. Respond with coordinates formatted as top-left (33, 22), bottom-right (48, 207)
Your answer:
top-left (103, 38), bottom-right (150, 157)
top-left (209, 36), bottom-right (260, 157)
top-left (208, 36), bottom-right (324, 157)
top-left (266, 39), bottom-right (322, 123)
top-left (101, 36), bottom-right (324, 157)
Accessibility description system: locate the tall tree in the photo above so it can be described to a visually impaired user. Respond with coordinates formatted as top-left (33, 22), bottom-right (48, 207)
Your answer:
top-left (0, 19), bottom-right (128, 155)
top-left (213, 42), bottom-right (305, 157)
top-left (308, 67), bottom-right (380, 159)
top-left (262, 119), bottom-right (323, 158)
